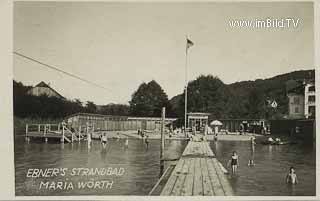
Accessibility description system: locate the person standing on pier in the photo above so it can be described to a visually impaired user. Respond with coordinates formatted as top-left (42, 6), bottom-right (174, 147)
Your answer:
top-left (228, 151), bottom-right (239, 174)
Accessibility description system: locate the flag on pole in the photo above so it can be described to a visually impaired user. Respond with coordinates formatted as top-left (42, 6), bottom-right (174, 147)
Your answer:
top-left (186, 38), bottom-right (194, 50)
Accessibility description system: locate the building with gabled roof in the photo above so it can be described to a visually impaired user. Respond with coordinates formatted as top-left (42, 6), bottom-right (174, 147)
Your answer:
top-left (27, 81), bottom-right (64, 99)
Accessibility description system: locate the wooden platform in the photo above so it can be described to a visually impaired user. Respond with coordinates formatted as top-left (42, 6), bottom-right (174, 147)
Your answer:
top-left (159, 141), bottom-right (234, 196)
top-left (25, 124), bottom-right (85, 143)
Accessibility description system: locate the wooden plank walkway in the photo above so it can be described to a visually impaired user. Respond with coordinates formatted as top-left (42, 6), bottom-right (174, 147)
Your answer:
top-left (160, 141), bottom-right (234, 196)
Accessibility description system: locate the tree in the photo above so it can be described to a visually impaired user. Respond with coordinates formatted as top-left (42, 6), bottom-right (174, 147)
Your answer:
top-left (129, 80), bottom-right (171, 117)
top-left (245, 87), bottom-right (265, 119)
top-left (99, 104), bottom-right (130, 116)
top-left (85, 101), bottom-right (97, 113)
top-left (176, 75), bottom-right (230, 121)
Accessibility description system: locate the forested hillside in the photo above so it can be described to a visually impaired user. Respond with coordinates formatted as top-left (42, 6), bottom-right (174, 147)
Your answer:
top-left (170, 69), bottom-right (315, 121)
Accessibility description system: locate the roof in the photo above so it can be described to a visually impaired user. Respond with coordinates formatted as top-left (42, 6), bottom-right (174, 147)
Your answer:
top-left (65, 112), bottom-right (177, 121)
top-left (34, 81), bottom-right (64, 99)
top-left (187, 112), bottom-right (211, 116)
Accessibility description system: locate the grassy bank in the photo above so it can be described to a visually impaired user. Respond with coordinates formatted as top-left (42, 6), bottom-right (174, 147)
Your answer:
top-left (14, 116), bottom-right (62, 135)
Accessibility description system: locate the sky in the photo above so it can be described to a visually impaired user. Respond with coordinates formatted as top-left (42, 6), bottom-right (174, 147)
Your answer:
top-left (13, 2), bottom-right (314, 105)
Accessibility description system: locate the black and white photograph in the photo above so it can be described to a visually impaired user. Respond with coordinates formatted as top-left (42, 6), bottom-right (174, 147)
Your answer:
top-left (12, 1), bottom-right (316, 197)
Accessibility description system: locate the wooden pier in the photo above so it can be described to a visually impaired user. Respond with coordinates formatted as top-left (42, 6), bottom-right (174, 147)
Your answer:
top-left (25, 123), bottom-right (85, 143)
top-left (154, 140), bottom-right (234, 196)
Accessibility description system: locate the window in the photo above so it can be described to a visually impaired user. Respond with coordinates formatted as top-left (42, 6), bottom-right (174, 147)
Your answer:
top-left (308, 95), bottom-right (315, 102)
top-left (294, 107), bottom-right (299, 113)
top-left (308, 106), bottom-right (315, 118)
top-left (293, 97), bottom-right (300, 104)
top-left (308, 86), bottom-right (315, 92)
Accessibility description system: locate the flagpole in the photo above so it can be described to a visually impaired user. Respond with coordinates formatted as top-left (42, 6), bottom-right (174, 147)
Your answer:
top-left (184, 36), bottom-right (188, 137)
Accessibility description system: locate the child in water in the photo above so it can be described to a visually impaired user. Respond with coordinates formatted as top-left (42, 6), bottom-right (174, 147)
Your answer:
top-left (286, 167), bottom-right (298, 184)
top-left (228, 151), bottom-right (239, 175)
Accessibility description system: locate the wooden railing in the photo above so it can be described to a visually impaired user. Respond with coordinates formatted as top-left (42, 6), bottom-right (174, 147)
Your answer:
top-left (26, 124), bottom-right (61, 135)
top-left (25, 123), bottom-right (92, 143)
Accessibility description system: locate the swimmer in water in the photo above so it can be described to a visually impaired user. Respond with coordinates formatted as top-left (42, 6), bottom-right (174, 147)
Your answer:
top-left (101, 133), bottom-right (108, 149)
top-left (228, 151), bottom-right (239, 175)
top-left (248, 137), bottom-right (256, 166)
top-left (124, 137), bottom-right (129, 149)
top-left (145, 135), bottom-right (149, 150)
top-left (286, 167), bottom-right (298, 184)
top-left (87, 132), bottom-right (92, 148)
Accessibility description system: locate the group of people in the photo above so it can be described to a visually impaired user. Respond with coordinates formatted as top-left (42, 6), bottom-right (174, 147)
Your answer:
top-left (98, 132), bottom-right (129, 149)
top-left (267, 137), bottom-right (282, 143)
top-left (227, 137), bottom-right (298, 185)
top-left (137, 129), bottom-right (150, 149)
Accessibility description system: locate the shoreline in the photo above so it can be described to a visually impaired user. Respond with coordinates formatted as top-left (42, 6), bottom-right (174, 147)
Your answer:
top-left (92, 130), bottom-right (265, 141)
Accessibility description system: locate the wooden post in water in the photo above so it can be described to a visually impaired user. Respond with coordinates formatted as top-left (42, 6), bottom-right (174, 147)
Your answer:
top-left (160, 107), bottom-right (165, 177)
top-left (71, 129), bottom-right (74, 143)
top-left (79, 126), bottom-right (81, 143)
top-left (25, 124), bottom-right (29, 142)
top-left (61, 123), bottom-right (65, 143)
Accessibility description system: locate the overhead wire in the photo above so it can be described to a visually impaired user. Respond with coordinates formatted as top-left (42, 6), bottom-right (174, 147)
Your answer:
top-left (13, 51), bottom-right (111, 92)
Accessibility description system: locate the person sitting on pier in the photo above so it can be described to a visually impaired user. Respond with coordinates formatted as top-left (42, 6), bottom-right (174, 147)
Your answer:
top-left (101, 133), bottom-right (108, 149)
top-left (286, 167), bottom-right (298, 184)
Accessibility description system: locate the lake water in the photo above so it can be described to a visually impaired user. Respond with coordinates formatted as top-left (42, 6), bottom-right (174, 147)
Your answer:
top-left (210, 140), bottom-right (316, 196)
top-left (15, 136), bottom-right (315, 196)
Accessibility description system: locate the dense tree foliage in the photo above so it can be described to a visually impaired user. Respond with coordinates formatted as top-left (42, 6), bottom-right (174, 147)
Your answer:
top-left (97, 104), bottom-right (130, 116)
top-left (129, 80), bottom-right (173, 117)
